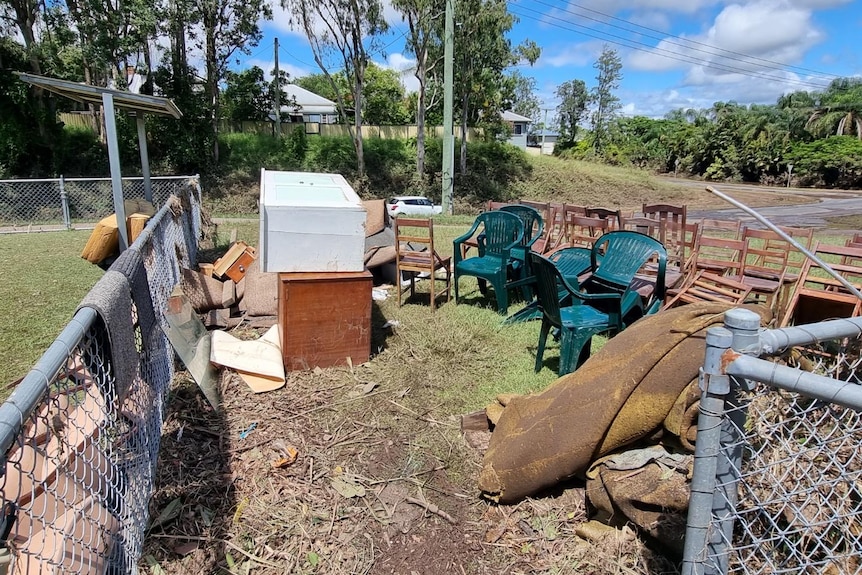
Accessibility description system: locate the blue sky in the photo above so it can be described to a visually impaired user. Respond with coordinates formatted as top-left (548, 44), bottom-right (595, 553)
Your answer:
top-left (242, 0), bottom-right (861, 119)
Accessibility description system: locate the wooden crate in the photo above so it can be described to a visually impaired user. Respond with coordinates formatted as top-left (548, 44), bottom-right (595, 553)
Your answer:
top-left (278, 271), bottom-right (372, 371)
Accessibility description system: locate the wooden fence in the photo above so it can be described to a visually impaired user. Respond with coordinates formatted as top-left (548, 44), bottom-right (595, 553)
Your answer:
top-left (60, 113), bottom-right (481, 141)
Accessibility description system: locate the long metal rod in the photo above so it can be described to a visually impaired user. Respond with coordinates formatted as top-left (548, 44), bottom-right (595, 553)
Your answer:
top-left (705, 185), bottom-right (862, 301)
top-left (727, 354), bottom-right (862, 409)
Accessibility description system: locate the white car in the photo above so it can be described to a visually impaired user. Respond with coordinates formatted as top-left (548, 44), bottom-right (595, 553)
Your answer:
top-left (387, 196), bottom-right (443, 217)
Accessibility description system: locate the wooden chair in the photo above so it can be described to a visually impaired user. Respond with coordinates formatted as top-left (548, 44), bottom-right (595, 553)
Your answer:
top-left (562, 213), bottom-right (609, 251)
top-left (395, 217), bottom-right (452, 312)
top-left (531, 203), bottom-right (566, 254)
top-left (693, 232), bottom-right (746, 277)
top-left (726, 227), bottom-right (793, 315)
top-left (663, 270), bottom-right (752, 310)
top-left (642, 203), bottom-right (687, 246)
top-left (780, 242), bottom-right (862, 327)
top-left (699, 218), bottom-right (742, 239)
top-left (585, 207), bottom-right (623, 230)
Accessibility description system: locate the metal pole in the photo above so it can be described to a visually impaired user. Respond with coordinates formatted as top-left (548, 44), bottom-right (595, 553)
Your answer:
top-left (102, 92), bottom-right (129, 251)
top-left (136, 112), bottom-right (152, 203)
top-left (705, 185), bottom-right (862, 301)
top-left (709, 308), bottom-right (761, 575)
top-left (541, 108), bottom-right (547, 155)
top-left (274, 37), bottom-right (281, 138)
top-left (441, 0), bottom-right (455, 215)
top-left (59, 175), bottom-right (71, 230)
top-left (681, 326), bottom-right (734, 575)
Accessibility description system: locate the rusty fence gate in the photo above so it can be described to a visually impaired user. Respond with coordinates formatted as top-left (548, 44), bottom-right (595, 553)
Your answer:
top-left (0, 175), bottom-right (198, 231)
top-left (683, 308), bottom-right (862, 575)
top-left (0, 180), bottom-right (201, 573)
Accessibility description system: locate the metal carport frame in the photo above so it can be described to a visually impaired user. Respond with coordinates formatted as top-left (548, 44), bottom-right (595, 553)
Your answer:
top-left (16, 72), bottom-right (183, 250)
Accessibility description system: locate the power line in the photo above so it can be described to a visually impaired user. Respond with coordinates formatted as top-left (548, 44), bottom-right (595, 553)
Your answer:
top-left (507, 3), bottom-right (831, 91)
top-left (522, 0), bottom-right (840, 80)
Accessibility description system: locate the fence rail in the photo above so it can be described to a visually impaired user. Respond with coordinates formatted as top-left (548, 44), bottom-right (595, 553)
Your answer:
top-left (0, 175), bottom-right (199, 231)
top-left (683, 309), bottom-right (862, 575)
top-left (0, 179), bottom-right (201, 573)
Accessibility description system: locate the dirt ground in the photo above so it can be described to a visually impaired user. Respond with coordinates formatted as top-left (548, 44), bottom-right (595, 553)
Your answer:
top-left (143, 337), bottom-right (677, 574)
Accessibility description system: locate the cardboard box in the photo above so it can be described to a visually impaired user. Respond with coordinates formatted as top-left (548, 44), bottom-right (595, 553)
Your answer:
top-left (259, 170), bottom-right (366, 273)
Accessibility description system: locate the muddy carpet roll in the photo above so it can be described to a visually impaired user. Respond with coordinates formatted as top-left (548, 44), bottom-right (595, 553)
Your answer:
top-left (478, 302), bottom-right (771, 503)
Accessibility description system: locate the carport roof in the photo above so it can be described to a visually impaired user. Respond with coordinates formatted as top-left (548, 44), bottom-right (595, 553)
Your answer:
top-left (16, 72), bottom-right (182, 119)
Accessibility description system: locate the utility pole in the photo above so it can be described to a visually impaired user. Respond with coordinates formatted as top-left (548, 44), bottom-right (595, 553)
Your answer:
top-left (441, 0), bottom-right (455, 215)
top-left (274, 37), bottom-right (281, 138)
top-left (541, 108), bottom-right (549, 155)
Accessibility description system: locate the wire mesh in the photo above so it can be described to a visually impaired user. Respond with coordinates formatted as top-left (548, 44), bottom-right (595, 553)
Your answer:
top-left (0, 176), bottom-right (198, 230)
top-left (0, 179), bottom-right (201, 573)
top-left (703, 338), bottom-right (862, 575)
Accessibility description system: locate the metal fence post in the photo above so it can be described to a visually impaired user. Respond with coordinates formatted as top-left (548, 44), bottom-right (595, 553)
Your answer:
top-left (709, 308), bottom-right (762, 575)
top-left (682, 325), bottom-right (734, 575)
top-left (59, 175), bottom-right (71, 230)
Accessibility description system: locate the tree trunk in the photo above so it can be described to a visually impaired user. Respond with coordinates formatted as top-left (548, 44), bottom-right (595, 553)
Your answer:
top-left (206, 24), bottom-right (220, 164)
top-left (353, 73), bottom-right (365, 177)
top-left (415, 65), bottom-right (426, 177)
top-left (459, 94), bottom-right (469, 175)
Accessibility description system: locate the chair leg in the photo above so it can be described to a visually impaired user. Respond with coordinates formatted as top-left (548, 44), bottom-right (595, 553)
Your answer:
top-left (397, 263), bottom-right (403, 307)
top-left (559, 329), bottom-right (597, 376)
top-left (492, 278), bottom-right (509, 315)
top-left (430, 270), bottom-right (436, 312)
top-left (454, 271), bottom-right (460, 304)
top-left (535, 319), bottom-right (551, 372)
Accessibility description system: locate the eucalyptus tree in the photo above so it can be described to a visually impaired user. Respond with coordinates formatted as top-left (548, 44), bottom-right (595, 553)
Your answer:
top-left (442, 0), bottom-right (539, 174)
top-left (283, 0), bottom-right (388, 176)
top-left (193, 0), bottom-right (271, 163)
top-left (555, 79), bottom-right (587, 146)
top-left (509, 70), bottom-right (540, 131)
top-left (0, 0), bottom-right (40, 73)
top-left (588, 45), bottom-right (622, 156)
top-left (392, 0), bottom-right (443, 176)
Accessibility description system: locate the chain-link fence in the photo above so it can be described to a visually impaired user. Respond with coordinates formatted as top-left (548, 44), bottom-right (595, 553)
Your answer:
top-left (0, 175), bottom-right (199, 231)
top-left (683, 309), bottom-right (862, 575)
top-left (0, 178), bottom-right (202, 573)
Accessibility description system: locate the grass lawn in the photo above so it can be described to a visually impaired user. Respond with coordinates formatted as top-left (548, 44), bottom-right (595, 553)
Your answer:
top-left (0, 230), bottom-right (104, 389)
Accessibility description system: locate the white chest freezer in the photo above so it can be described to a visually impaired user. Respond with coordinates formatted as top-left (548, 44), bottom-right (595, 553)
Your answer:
top-left (259, 169), bottom-right (367, 272)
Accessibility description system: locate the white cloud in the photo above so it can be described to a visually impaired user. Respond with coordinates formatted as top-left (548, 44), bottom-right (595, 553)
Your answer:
top-left (628, 0), bottom-right (824, 84)
top-left (541, 40), bottom-right (606, 69)
top-left (376, 52), bottom-right (421, 93)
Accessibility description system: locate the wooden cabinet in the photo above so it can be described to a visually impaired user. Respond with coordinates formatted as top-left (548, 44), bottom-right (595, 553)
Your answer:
top-left (278, 271), bottom-right (372, 371)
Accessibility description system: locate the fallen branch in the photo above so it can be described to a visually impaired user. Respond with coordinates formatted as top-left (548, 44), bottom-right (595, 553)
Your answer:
top-left (405, 496), bottom-right (457, 524)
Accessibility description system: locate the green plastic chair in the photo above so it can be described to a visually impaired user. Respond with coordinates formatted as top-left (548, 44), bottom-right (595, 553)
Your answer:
top-left (581, 230), bottom-right (668, 325)
top-left (530, 252), bottom-right (615, 375)
top-left (500, 204), bottom-right (544, 299)
top-left (453, 211), bottom-right (524, 314)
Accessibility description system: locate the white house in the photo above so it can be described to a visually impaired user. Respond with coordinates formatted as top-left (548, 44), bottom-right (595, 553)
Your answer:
top-left (281, 84), bottom-right (339, 124)
top-left (501, 110), bottom-right (532, 149)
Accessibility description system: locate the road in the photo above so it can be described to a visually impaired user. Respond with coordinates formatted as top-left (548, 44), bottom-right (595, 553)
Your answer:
top-left (661, 177), bottom-right (862, 229)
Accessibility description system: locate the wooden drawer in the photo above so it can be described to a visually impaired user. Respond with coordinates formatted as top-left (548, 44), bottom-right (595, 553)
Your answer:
top-left (278, 271), bottom-right (372, 371)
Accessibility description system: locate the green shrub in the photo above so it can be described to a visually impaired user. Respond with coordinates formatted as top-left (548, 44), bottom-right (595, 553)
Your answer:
top-left (786, 136), bottom-right (862, 189)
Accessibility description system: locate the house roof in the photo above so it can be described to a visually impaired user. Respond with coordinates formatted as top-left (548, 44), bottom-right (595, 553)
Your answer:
top-left (501, 110), bottom-right (533, 123)
top-left (282, 84), bottom-right (338, 114)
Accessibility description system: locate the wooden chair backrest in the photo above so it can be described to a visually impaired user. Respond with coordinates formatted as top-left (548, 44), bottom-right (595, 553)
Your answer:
top-left (694, 234), bottom-right (745, 276)
top-left (585, 207), bottom-right (623, 230)
top-left (565, 213), bottom-right (610, 249)
top-left (663, 270), bottom-right (752, 309)
top-left (395, 217), bottom-right (446, 271)
top-left (699, 218), bottom-right (742, 239)
top-left (740, 226), bottom-right (792, 282)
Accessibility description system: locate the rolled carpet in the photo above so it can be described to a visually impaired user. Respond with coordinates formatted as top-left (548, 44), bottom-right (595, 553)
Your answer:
top-left (478, 302), bottom-right (771, 503)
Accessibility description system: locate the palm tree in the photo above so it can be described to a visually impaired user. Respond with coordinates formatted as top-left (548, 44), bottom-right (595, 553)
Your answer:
top-left (805, 78), bottom-right (862, 140)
